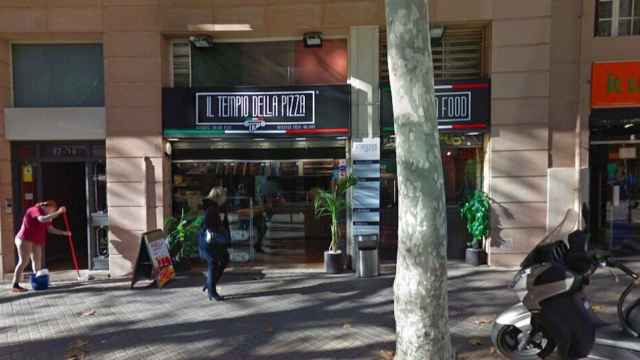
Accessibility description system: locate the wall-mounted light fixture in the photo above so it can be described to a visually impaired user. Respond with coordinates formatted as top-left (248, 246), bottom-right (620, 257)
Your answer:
top-left (189, 36), bottom-right (214, 48)
top-left (303, 32), bottom-right (323, 48)
top-left (430, 26), bottom-right (446, 41)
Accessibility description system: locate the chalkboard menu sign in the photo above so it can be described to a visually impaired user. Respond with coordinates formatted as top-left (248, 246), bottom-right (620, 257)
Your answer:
top-left (131, 230), bottom-right (175, 289)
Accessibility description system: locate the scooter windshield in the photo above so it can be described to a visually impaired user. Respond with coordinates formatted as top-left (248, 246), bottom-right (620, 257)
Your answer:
top-left (519, 209), bottom-right (579, 268)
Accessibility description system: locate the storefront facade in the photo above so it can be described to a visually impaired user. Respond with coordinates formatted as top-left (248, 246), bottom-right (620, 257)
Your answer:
top-left (589, 61), bottom-right (640, 252)
top-left (1, 1), bottom-right (637, 277)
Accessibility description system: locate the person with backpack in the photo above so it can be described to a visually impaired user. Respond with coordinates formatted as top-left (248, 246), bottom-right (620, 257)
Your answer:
top-left (198, 187), bottom-right (230, 301)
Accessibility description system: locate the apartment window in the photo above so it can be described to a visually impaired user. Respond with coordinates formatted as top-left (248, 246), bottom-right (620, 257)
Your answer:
top-left (597, 0), bottom-right (640, 37)
top-left (12, 44), bottom-right (104, 107)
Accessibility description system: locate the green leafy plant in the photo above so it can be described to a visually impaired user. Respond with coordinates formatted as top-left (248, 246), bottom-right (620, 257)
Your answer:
top-left (165, 208), bottom-right (204, 262)
top-left (313, 175), bottom-right (358, 253)
top-left (460, 191), bottom-right (490, 250)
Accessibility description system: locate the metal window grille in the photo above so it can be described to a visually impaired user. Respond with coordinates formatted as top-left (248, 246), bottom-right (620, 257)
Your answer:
top-left (171, 40), bottom-right (191, 87)
top-left (380, 24), bottom-right (486, 82)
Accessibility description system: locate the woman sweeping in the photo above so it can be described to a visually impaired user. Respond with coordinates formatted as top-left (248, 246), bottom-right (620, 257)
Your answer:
top-left (10, 201), bottom-right (71, 293)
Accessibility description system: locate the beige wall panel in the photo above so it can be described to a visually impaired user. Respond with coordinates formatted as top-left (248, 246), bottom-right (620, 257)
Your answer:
top-left (492, 19), bottom-right (551, 47)
top-left (551, 130), bottom-right (577, 168)
top-left (493, 0), bottom-right (551, 19)
top-left (104, 32), bottom-right (162, 58)
top-left (161, 7), bottom-right (214, 32)
top-left (491, 72), bottom-right (549, 99)
top-left (212, 0), bottom-right (266, 5)
top-left (490, 227), bottom-right (548, 253)
top-left (0, 0), bottom-right (46, 6)
top-left (266, 3), bottom-right (323, 34)
top-left (0, 140), bottom-right (10, 162)
top-left (106, 83), bottom-right (161, 108)
top-left (104, 6), bottom-right (160, 32)
top-left (107, 107), bottom-right (161, 135)
top-left (104, 0), bottom-right (158, 6)
top-left (491, 202), bottom-right (547, 228)
top-left (108, 254), bottom-right (134, 278)
top-left (323, 1), bottom-right (383, 27)
top-left (107, 137), bottom-right (163, 157)
top-left (492, 150), bottom-right (548, 177)
top-left (491, 125), bottom-right (549, 151)
top-left (550, 2), bottom-right (579, 64)
top-left (107, 157), bottom-right (145, 182)
top-left (493, 45), bottom-right (550, 72)
top-left (107, 182), bottom-right (146, 207)
top-left (492, 98), bottom-right (549, 125)
top-left (431, 0), bottom-right (492, 22)
top-left (489, 252), bottom-right (527, 267)
top-left (549, 66), bottom-right (579, 105)
top-left (108, 206), bottom-right (147, 232)
top-left (0, 41), bottom-right (9, 63)
top-left (160, 0), bottom-right (210, 7)
top-left (47, 0), bottom-right (101, 7)
top-left (0, 65), bottom-right (9, 88)
top-left (106, 58), bottom-right (162, 83)
top-left (108, 228), bottom-right (144, 262)
top-left (491, 176), bottom-right (547, 203)
top-left (212, 6), bottom-right (266, 33)
top-left (47, 8), bottom-right (103, 32)
top-left (0, 8), bottom-right (47, 33)
top-left (0, 160), bottom-right (10, 187)
top-left (591, 37), bottom-right (640, 61)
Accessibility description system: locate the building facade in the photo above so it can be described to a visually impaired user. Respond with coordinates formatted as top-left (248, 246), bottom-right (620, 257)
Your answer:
top-left (0, 0), bottom-right (638, 278)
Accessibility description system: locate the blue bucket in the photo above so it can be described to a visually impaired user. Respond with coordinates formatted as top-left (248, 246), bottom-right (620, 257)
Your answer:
top-left (30, 274), bottom-right (49, 291)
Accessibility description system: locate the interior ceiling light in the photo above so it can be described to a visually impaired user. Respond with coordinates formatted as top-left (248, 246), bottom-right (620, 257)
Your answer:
top-left (188, 24), bottom-right (253, 32)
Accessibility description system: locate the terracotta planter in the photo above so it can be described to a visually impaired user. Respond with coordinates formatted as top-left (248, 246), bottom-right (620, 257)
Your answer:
top-left (324, 251), bottom-right (344, 274)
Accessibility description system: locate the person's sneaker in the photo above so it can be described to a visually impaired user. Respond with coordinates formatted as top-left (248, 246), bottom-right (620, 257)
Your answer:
top-left (10, 284), bottom-right (27, 293)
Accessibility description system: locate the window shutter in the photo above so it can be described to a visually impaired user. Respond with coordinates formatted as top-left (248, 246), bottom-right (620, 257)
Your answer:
top-left (171, 40), bottom-right (191, 88)
top-left (380, 24), bottom-right (486, 82)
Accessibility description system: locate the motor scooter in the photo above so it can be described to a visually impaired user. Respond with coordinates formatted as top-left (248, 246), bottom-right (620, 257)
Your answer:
top-left (491, 209), bottom-right (640, 359)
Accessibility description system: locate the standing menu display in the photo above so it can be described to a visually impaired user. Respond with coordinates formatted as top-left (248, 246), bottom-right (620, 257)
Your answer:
top-left (351, 138), bottom-right (381, 238)
top-left (131, 230), bottom-right (176, 289)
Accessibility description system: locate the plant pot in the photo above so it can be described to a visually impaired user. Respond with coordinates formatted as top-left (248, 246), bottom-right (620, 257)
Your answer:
top-left (465, 248), bottom-right (487, 266)
top-left (324, 251), bottom-right (344, 274)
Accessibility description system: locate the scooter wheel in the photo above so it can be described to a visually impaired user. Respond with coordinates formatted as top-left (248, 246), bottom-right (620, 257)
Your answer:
top-left (492, 324), bottom-right (556, 359)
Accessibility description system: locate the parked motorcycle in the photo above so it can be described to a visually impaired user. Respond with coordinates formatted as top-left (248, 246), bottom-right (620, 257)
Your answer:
top-left (491, 209), bottom-right (640, 359)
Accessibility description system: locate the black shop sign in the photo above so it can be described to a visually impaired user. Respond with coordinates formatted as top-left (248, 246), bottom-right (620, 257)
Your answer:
top-left (163, 85), bottom-right (351, 137)
top-left (381, 80), bottom-right (490, 132)
top-left (196, 91), bottom-right (315, 129)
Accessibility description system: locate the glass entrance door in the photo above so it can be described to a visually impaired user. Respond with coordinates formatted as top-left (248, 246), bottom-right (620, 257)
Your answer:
top-left (591, 143), bottom-right (640, 252)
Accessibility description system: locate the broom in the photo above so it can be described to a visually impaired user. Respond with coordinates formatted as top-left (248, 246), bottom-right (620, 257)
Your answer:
top-left (62, 212), bottom-right (82, 280)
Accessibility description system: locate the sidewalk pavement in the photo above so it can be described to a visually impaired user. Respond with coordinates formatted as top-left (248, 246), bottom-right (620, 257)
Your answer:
top-left (0, 260), bottom-right (635, 359)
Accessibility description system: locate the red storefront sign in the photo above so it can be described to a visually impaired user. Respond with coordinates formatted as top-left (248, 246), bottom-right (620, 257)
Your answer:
top-left (592, 61), bottom-right (640, 108)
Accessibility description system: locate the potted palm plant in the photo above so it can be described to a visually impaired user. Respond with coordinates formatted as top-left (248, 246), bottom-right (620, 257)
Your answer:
top-left (165, 209), bottom-right (203, 273)
top-left (460, 190), bottom-right (490, 266)
top-left (313, 175), bottom-right (357, 274)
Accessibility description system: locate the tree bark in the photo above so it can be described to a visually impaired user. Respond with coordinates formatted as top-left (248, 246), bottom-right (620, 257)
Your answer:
top-left (385, 1), bottom-right (453, 359)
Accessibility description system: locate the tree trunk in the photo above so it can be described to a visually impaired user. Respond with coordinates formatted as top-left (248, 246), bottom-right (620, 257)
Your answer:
top-left (385, 1), bottom-right (453, 359)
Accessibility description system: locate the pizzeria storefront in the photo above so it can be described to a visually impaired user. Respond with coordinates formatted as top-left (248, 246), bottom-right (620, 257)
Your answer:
top-left (380, 80), bottom-right (491, 260)
top-left (163, 85), bottom-right (351, 264)
top-left (589, 61), bottom-right (640, 253)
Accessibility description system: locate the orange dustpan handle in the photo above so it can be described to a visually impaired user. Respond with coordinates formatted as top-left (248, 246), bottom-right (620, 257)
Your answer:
top-left (62, 212), bottom-right (81, 278)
